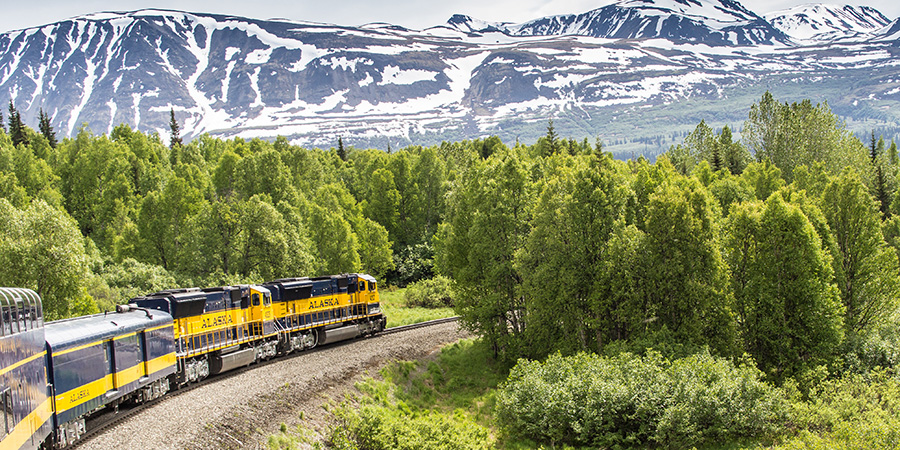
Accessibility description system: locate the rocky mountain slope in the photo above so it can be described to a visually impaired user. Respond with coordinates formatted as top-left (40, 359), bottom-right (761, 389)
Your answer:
top-left (0, 0), bottom-right (898, 152)
top-left (765, 4), bottom-right (891, 43)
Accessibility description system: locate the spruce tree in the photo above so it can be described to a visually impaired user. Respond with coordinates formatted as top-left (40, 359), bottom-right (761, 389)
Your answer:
top-left (8, 101), bottom-right (27, 147)
top-left (870, 131), bottom-right (879, 163)
top-left (168, 108), bottom-right (182, 149)
top-left (38, 109), bottom-right (57, 149)
top-left (0, 111), bottom-right (4, 133)
top-left (710, 142), bottom-right (723, 172)
top-left (890, 140), bottom-right (899, 166)
top-left (545, 118), bottom-right (559, 156)
top-left (869, 133), bottom-right (891, 217)
top-left (337, 136), bottom-right (347, 161)
top-left (875, 163), bottom-right (890, 217)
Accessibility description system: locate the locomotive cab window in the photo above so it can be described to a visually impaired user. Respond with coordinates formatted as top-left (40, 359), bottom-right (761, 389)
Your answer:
top-left (264, 293), bottom-right (271, 306)
top-left (252, 294), bottom-right (260, 306)
top-left (359, 281), bottom-right (366, 291)
top-left (370, 282), bottom-right (376, 292)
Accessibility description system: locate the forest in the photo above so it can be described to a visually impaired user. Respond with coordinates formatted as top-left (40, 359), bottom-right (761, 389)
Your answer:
top-left (3, 92), bottom-right (900, 448)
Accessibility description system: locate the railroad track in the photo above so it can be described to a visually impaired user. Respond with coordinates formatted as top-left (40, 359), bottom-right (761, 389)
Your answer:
top-left (73, 316), bottom-right (460, 448)
top-left (382, 316), bottom-right (460, 335)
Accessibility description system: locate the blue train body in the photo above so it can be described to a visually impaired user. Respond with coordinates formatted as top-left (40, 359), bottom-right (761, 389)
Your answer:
top-left (0, 273), bottom-right (384, 449)
top-left (44, 307), bottom-right (176, 447)
top-left (0, 288), bottom-right (52, 450)
top-left (0, 288), bottom-right (177, 450)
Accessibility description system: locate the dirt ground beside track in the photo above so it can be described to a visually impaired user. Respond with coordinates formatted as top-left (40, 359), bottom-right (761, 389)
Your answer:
top-left (79, 322), bottom-right (469, 450)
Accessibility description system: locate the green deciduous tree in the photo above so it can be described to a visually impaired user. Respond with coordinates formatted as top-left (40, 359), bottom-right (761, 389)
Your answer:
top-left (57, 129), bottom-right (145, 255)
top-left (356, 217), bottom-right (395, 278)
top-left (0, 199), bottom-right (96, 319)
top-left (437, 152), bottom-right (533, 359)
top-left (821, 171), bottom-right (900, 336)
top-left (137, 176), bottom-right (202, 270)
top-left (636, 176), bottom-right (734, 354)
top-left (235, 195), bottom-right (313, 280)
top-left (518, 153), bottom-right (631, 356)
top-left (742, 159), bottom-right (785, 201)
top-left (743, 92), bottom-right (867, 182)
top-left (723, 193), bottom-right (844, 382)
top-left (362, 168), bottom-right (400, 238)
top-left (307, 203), bottom-right (360, 275)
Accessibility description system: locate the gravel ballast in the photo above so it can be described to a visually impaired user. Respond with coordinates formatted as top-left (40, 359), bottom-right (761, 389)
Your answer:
top-left (79, 322), bottom-right (469, 450)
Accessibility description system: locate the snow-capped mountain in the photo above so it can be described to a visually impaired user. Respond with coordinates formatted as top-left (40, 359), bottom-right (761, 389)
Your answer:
top-left (765, 4), bottom-right (891, 43)
top-left (449, 0), bottom-right (790, 46)
top-left (0, 1), bottom-right (898, 151)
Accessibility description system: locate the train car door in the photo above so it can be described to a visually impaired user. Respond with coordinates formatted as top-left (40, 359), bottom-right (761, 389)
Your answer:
top-left (248, 287), bottom-right (274, 336)
top-left (104, 341), bottom-right (117, 393)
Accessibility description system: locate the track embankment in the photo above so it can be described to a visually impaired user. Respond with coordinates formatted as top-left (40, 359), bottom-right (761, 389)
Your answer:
top-left (79, 320), bottom-right (468, 450)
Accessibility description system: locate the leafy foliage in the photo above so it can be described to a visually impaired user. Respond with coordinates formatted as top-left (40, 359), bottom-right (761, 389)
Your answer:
top-left (495, 350), bottom-right (787, 448)
top-left (403, 275), bottom-right (454, 308)
top-left (0, 199), bottom-right (95, 319)
top-left (436, 149), bottom-right (533, 359)
top-left (724, 193), bottom-right (844, 383)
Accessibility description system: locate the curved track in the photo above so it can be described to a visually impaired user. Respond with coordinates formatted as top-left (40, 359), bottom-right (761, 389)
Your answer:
top-left (72, 316), bottom-right (459, 448)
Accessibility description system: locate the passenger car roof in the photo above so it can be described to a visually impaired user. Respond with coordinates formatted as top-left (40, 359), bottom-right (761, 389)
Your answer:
top-left (44, 309), bottom-right (173, 352)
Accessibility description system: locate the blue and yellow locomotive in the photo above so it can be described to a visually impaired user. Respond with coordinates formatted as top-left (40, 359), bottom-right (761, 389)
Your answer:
top-left (0, 273), bottom-right (385, 449)
top-left (130, 273), bottom-right (387, 384)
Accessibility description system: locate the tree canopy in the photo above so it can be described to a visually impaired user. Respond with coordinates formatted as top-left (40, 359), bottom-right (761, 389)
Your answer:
top-left (0, 93), bottom-right (899, 386)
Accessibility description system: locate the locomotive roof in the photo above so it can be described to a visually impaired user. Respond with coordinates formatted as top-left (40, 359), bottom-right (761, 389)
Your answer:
top-left (44, 309), bottom-right (173, 353)
top-left (141, 285), bottom-right (265, 300)
top-left (358, 274), bottom-right (376, 283)
top-left (265, 273), bottom-right (369, 286)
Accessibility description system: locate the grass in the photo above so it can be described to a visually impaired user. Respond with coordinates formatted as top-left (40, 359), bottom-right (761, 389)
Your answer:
top-left (379, 287), bottom-right (456, 328)
top-left (327, 339), bottom-right (503, 450)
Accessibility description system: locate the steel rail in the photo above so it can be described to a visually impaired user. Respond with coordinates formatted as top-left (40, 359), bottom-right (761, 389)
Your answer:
top-left (72, 315), bottom-right (459, 448)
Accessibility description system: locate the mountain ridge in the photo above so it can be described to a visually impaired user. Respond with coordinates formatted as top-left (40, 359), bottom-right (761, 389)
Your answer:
top-left (0, 1), bottom-right (898, 153)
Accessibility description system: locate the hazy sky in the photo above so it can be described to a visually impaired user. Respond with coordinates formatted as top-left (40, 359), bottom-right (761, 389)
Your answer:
top-left (2, 0), bottom-right (899, 34)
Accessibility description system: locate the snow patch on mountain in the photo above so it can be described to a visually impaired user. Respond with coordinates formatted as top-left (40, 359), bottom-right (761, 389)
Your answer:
top-left (765, 4), bottom-right (891, 42)
top-left (0, 3), bottom-right (898, 148)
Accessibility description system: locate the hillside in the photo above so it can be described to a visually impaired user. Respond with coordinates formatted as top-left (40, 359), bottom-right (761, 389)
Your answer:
top-left (1, 1), bottom-right (899, 154)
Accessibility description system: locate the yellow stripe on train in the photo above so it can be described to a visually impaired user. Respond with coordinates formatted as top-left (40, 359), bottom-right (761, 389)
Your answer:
top-left (0, 397), bottom-right (52, 450)
top-left (0, 350), bottom-right (45, 378)
top-left (53, 352), bottom-right (176, 414)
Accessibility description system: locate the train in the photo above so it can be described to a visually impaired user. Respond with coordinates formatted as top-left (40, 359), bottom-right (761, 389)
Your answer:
top-left (0, 273), bottom-right (385, 450)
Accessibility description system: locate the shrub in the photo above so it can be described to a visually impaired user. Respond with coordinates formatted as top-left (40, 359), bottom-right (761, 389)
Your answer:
top-left (403, 275), bottom-right (454, 308)
top-left (331, 406), bottom-right (490, 450)
top-left (386, 243), bottom-right (435, 287)
top-left (495, 350), bottom-right (788, 448)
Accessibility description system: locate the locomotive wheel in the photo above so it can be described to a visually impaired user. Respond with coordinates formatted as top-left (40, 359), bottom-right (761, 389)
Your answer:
top-left (301, 331), bottom-right (318, 349)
